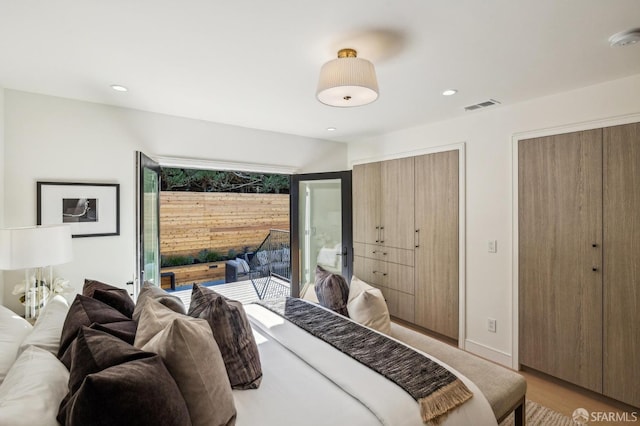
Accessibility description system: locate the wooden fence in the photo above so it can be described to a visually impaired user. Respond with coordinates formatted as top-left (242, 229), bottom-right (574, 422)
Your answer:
top-left (160, 191), bottom-right (290, 258)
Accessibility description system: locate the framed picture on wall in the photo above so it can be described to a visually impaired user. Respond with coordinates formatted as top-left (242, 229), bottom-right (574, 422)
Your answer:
top-left (37, 182), bottom-right (120, 238)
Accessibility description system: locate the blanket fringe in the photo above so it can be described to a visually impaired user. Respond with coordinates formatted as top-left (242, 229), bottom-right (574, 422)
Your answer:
top-left (419, 379), bottom-right (473, 425)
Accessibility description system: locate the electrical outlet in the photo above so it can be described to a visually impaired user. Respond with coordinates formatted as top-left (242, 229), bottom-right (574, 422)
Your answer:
top-left (488, 318), bottom-right (497, 333)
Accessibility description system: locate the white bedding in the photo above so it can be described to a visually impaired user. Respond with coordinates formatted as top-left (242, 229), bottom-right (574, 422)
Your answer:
top-left (235, 303), bottom-right (497, 426)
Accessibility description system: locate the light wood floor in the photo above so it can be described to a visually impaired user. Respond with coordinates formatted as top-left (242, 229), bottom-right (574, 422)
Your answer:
top-left (520, 368), bottom-right (639, 425)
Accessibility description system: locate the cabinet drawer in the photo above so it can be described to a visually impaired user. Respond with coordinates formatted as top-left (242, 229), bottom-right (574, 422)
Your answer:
top-left (381, 262), bottom-right (414, 295)
top-left (353, 256), bottom-right (377, 285)
top-left (380, 287), bottom-right (415, 323)
top-left (353, 242), bottom-right (366, 258)
top-left (354, 256), bottom-right (414, 295)
top-left (364, 244), bottom-right (414, 266)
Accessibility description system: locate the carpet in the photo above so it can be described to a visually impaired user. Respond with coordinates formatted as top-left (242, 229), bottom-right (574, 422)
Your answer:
top-left (500, 400), bottom-right (574, 426)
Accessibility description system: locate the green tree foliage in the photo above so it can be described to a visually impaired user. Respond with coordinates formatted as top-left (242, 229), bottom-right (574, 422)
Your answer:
top-left (160, 168), bottom-right (290, 194)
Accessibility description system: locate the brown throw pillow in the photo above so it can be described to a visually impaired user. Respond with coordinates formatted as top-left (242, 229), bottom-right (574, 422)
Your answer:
top-left (57, 295), bottom-right (131, 369)
top-left (57, 327), bottom-right (191, 426)
top-left (314, 265), bottom-right (350, 316)
top-left (188, 284), bottom-right (262, 389)
top-left (83, 279), bottom-right (135, 318)
top-left (135, 299), bottom-right (236, 426)
top-left (89, 321), bottom-right (137, 345)
top-left (133, 282), bottom-right (186, 322)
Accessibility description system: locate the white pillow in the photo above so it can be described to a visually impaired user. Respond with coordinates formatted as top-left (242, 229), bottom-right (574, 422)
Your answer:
top-left (0, 305), bottom-right (33, 384)
top-left (347, 276), bottom-right (391, 335)
top-left (19, 295), bottom-right (70, 356)
top-left (0, 345), bottom-right (70, 426)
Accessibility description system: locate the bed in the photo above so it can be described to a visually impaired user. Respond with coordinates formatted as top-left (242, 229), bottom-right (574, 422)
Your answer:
top-left (236, 302), bottom-right (498, 425)
top-left (0, 281), bottom-right (525, 426)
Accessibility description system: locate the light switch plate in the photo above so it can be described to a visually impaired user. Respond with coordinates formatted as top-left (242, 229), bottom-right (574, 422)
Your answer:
top-left (488, 240), bottom-right (497, 253)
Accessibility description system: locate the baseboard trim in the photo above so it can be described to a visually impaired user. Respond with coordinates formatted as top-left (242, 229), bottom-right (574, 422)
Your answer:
top-left (465, 339), bottom-right (513, 368)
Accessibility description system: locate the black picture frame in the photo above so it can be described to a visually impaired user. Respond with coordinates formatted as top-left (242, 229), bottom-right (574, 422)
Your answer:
top-left (37, 182), bottom-right (120, 238)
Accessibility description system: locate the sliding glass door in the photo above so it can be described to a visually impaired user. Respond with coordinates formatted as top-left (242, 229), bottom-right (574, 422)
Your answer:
top-left (135, 151), bottom-right (161, 296)
top-left (291, 171), bottom-right (352, 298)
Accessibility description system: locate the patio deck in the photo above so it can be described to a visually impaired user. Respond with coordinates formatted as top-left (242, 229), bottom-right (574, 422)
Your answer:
top-left (171, 276), bottom-right (290, 310)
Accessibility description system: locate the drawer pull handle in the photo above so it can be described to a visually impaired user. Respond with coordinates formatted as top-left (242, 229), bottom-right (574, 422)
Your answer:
top-left (415, 229), bottom-right (420, 248)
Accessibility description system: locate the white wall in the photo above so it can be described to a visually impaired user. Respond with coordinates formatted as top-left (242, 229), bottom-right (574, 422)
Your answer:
top-left (348, 73), bottom-right (640, 366)
top-left (0, 88), bottom-right (4, 305)
top-left (2, 90), bottom-right (347, 312)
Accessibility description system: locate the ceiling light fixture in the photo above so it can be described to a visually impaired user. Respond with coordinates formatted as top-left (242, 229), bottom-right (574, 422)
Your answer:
top-left (609, 29), bottom-right (640, 47)
top-left (316, 48), bottom-right (379, 107)
top-left (327, 127), bottom-right (337, 132)
top-left (110, 84), bottom-right (128, 92)
top-left (442, 89), bottom-right (458, 96)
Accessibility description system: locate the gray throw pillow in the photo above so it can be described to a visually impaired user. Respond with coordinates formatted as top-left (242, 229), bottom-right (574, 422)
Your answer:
top-left (236, 258), bottom-right (250, 273)
top-left (188, 284), bottom-right (262, 390)
top-left (135, 299), bottom-right (236, 426)
top-left (133, 282), bottom-right (186, 322)
top-left (314, 265), bottom-right (349, 317)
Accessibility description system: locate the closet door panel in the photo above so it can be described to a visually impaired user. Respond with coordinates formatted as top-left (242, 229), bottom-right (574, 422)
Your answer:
top-left (353, 162), bottom-right (381, 245)
top-left (380, 157), bottom-right (415, 249)
top-left (519, 129), bottom-right (603, 392)
top-left (414, 151), bottom-right (459, 340)
top-left (603, 123), bottom-right (640, 407)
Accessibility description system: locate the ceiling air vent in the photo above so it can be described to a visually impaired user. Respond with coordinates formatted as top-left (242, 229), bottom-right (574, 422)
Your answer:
top-left (464, 99), bottom-right (501, 112)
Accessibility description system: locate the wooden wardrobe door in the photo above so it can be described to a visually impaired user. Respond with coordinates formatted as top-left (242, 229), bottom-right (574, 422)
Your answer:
top-left (603, 123), bottom-right (640, 407)
top-left (519, 129), bottom-right (603, 392)
top-left (352, 162), bottom-right (381, 245)
top-left (380, 157), bottom-right (415, 249)
top-left (414, 151), bottom-right (459, 339)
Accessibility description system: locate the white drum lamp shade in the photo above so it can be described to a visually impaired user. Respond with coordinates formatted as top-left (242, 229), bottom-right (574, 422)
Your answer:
top-left (316, 48), bottom-right (379, 107)
top-left (0, 225), bottom-right (73, 270)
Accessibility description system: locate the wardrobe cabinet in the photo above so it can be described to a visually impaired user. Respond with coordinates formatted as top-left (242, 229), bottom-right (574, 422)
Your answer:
top-left (414, 151), bottom-right (459, 339)
top-left (602, 123), bottom-right (640, 408)
top-left (352, 156), bottom-right (415, 324)
top-left (519, 123), bottom-right (639, 407)
top-left (353, 151), bottom-right (459, 340)
top-left (352, 157), bottom-right (415, 249)
top-left (352, 162), bottom-right (381, 245)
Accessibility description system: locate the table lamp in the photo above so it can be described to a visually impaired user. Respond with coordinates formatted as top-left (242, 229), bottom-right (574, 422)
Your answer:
top-left (0, 225), bottom-right (73, 319)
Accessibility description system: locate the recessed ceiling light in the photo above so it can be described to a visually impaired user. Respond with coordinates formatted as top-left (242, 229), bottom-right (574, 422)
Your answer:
top-left (609, 29), bottom-right (640, 47)
top-left (110, 84), bottom-right (128, 92)
top-left (442, 89), bottom-right (458, 96)
top-left (327, 127), bottom-right (337, 132)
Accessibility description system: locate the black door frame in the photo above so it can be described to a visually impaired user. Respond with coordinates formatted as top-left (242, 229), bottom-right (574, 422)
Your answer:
top-left (290, 171), bottom-right (353, 297)
top-left (135, 151), bottom-right (161, 295)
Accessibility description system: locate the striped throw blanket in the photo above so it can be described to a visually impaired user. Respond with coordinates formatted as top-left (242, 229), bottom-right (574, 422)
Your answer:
top-left (259, 298), bottom-right (473, 425)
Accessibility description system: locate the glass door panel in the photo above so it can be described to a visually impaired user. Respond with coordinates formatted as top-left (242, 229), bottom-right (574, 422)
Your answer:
top-left (291, 171), bottom-right (352, 298)
top-left (135, 152), bottom-right (161, 296)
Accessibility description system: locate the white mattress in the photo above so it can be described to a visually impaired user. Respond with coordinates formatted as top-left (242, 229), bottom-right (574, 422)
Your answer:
top-left (234, 303), bottom-right (497, 426)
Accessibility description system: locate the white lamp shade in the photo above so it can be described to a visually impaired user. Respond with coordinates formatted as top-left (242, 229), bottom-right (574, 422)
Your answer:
top-left (316, 57), bottom-right (379, 107)
top-left (0, 225), bottom-right (73, 270)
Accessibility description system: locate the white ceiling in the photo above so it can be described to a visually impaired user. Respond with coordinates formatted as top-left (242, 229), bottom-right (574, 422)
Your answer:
top-left (1, 1), bottom-right (639, 143)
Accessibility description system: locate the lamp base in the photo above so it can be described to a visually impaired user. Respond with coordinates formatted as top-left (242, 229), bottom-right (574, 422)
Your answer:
top-left (24, 267), bottom-right (51, 320)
